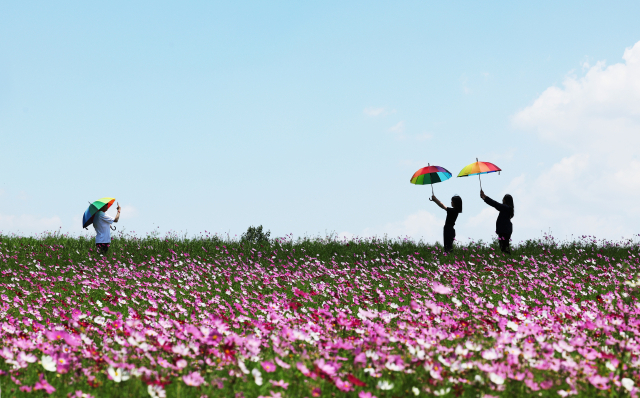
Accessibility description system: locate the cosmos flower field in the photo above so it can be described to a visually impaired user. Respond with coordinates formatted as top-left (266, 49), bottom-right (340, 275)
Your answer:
top-left (0, 232), bottom-right (639, 398)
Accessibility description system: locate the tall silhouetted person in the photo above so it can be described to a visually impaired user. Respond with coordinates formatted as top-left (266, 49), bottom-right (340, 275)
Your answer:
top-left (431, 194), bottom-right (462, 253)
top-left (480, 190), bottom-right (514, 254)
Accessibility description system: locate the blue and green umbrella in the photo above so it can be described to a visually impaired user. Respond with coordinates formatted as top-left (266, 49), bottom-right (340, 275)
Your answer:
top-left (82, 197), bottom-right (115, 229)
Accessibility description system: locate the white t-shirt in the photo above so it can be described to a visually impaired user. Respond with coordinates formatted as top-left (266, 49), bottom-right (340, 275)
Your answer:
top-left (93, 211), bottom-right (114, 243)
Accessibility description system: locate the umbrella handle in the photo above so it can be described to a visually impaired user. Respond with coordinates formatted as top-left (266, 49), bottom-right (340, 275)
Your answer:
top-left (478, 173), bottom-right (482, 190)
top-left (428, 184), bottom-right (434, 201)
top-left (110, 226), bottom-right (117, 231)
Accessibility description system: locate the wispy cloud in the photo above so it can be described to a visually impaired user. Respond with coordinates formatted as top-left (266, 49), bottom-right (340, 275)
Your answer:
top-left (389, 122), bottom-right (433, 142)
top-left (389, 121), bottom-right (405, 134)
top-left (0, 213), bottom-right (62, 234)
top-left (460, 73), bottom-right (471, 94)
top-left (339, 210), bottom-right (444, 243)
top-left (415, 132), bottom-right (433, 141)
top-left (363, 107), bottom-right (396, 117)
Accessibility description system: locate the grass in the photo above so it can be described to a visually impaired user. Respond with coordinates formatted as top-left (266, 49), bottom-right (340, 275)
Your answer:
top-left (0, 231), bottom-right (639, 397)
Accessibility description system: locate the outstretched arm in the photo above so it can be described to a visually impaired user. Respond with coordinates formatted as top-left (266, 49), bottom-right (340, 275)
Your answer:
top-left (114, 203), bottom-right (121, 223)
top-left (482, 194), bottom-right (511, 212)
top-left (431, 195), bottom-right (447, 211)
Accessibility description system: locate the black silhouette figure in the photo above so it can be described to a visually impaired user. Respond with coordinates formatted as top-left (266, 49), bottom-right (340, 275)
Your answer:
top-left (431, 195), bottom-right (462, 253)
top-left (480, 190), bottom-right (514, 254)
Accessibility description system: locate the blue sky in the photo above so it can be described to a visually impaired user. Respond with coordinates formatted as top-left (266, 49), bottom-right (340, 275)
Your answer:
top-left (1, 1), bottom-right (640, 244)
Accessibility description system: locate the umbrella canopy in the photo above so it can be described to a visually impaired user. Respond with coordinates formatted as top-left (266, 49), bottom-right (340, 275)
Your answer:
top-left (410, 164), bottom-right (452, 198)
top-left (82, 197), bottom-right (115, 229)
top-left (457, 159), bottom-right (501, 189)
top-left (457, 160), bottom-right (501, 177)
top-left (410, 165), bottom-right (452, 185)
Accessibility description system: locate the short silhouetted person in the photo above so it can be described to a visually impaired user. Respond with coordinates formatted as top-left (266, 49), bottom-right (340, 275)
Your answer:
top-left (480, 190), bottom-right (514, 254)
top-left (431, 194), bottom-right (462, 253)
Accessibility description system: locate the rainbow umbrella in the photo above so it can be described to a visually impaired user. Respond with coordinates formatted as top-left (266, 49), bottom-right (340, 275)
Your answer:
top-left (457, 158), bottom-right (501, 189)
top-left (82, 197), bottom-right (115, 229)
top-left (410, 164), bottom-right (452, 200)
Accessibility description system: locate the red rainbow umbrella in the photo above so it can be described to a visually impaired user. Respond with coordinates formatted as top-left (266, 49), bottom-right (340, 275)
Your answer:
top-left (457, 158), bottom-right (501, 189)
top-left (410, 164), bottom-right (452, 200)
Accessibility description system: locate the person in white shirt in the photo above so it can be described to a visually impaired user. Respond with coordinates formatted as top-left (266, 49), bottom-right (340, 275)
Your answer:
top-left (94, 202), bottom-right (121, 255)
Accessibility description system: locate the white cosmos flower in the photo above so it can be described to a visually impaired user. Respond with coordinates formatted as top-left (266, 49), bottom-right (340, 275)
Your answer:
top-left (482, 349), bottom-right (501, 360)
top-left (385, 362), bottom-right (403, 371)
top-left (238, 359), bottom-right (250, 374)
top-left (622, 378), bottom-right (635, 391)
top-left (412, 386), bottom-right (420, 395)
top-left (147, 384), bottom-right (166, 398)
top-left (506, 321), bottom-right (519, 331)
top-left (465, 341), bottom-right (482, 351)
top-left (107, 366), bottom-right (130, 383)
top-left (489, 372), bottom-right (505, 385)
top-left (251, 368), bottom-right (263, 386)
top-left (434, 388), bottom-right (451, 396)
top-left (41, 355), bottom-right (56, 372)
top-left (377, 380), bottom-right (394, 390)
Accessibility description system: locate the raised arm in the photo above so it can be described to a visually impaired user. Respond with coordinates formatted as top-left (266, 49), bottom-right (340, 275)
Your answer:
top-left (431, 195), bottom-right (447, 211)
top-left (483, 195), bottom-right (511, 212)
top-left (114, 203), bottom-right (121, 223)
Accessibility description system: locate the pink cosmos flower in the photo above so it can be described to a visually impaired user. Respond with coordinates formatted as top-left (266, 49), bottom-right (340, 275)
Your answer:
top-left (34, 374), bottom-right (56, 394)
top-left (261, 361), bottom-right (277, 373)
top-left (176, 359), bottom-right (188, 369)
top-left (68, 391), bottom-right (96, 398)
top-left (274, 357), bottom-right (290, 369)
top-left (540, 380), bottom-right (553, 389)
top-left (314, 358), bottom-right (338, 377)
top-left (588, 374), bottom-right (609, 390)
top-left (269, 379), bottom-right (289, 389)
top-left (432, 282), bottom-right (452, 294)
top-left (335, 378), bottom-right (354, 392)
top-left (56, 353), bottom-right (71, 374)
top-left (63, 333), bottom-right (81, 347)
top-left (296, 362), bottom-right (312, 377)
top-left (45, 329), bottom-right (69, 342)
top-left (359, 392), bottom-right (377, 398)
top-left (183, 371), bottom-right (205, 387)
top-left (311, 387), bottom-right (322, 397)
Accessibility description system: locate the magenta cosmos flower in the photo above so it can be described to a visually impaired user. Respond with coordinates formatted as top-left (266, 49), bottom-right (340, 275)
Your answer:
top-left (183, 371), bottom-right (205, 387)
top-left (261, 361), bottom-right (277, 373)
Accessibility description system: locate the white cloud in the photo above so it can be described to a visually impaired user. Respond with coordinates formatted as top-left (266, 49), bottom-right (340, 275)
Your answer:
top-left (508, 40), bottom-right (640, 240)
top-left (460, 73), bottom-right (471, 94)
top-left (120, 204), bottom-right (138, 219)
top-left (0, 213), bottom-right (62, 234)
top-left (341, 210), bottom-right (445, 243)
top-left (513, 41), bottom-right (640, 155)
top-left (415, 132), bottom-right (433, 141)
top-left (466, 207), bottom-right (496, 229)
top-left (389, 121), bottom-right (405, 134)
top-left (364, 107), bottom-right (387, 116)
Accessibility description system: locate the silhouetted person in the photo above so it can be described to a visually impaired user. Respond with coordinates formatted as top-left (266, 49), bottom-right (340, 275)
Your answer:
top-left (431, 194), bottom-right (462, 253)
top-left (94, 202), bottom-right (121, 255)
top-left (480, 190), bottom-right (514, 254)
